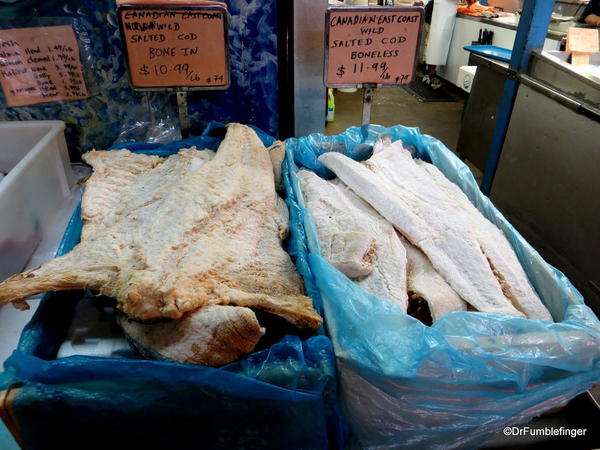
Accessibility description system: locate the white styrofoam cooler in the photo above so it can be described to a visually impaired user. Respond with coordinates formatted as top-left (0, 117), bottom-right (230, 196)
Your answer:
top-left (458, 65), bottom-right (477, 93)
top-left (0, 121), bottom-right (75, 281)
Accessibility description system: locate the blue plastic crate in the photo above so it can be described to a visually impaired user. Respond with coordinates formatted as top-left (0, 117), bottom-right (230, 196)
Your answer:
top-left (0, 123), bottom-right (345, 450)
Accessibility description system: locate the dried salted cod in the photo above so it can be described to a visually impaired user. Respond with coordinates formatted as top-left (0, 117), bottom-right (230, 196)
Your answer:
top-left (400, 234), bottom-right (467, 322)
top-left (0, 124), bottom-right (321, 330)
top-left (319, 142), bottom-right (530, 318)
top-left (118, 305), bottom-right (265, 366)
top-left (299, 169), bottom-right (408, 311)
top-left (414, 159), bottom-right (552, 321)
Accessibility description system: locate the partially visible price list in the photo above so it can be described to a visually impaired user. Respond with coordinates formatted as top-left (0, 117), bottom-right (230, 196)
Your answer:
top-left (0, 25), bottom-right (88, 107)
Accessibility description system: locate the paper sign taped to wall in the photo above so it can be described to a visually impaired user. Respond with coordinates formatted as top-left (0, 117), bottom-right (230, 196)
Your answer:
top-left (325, 7), bottom-right (423, 87)
top-left (0, 25), bottom-right (88, 107)
top-left (118, 6), bottom-right (229, 89)
top-left (566, 27), bottom-right (599, 55)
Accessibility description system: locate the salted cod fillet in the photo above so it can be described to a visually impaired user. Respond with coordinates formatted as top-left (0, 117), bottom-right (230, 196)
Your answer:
top-left (80, 146), bottom-right (267, 365)
top-left (0, 124), bottom-right (322, 331)
top-left (319, 143), bottom-right (527, 317)
top-left (298, 170), bottom-right (408, 311)
top-left (399, 234), bottom-right (467, 322)
top-left (414, 159), bottom-right (552, 321)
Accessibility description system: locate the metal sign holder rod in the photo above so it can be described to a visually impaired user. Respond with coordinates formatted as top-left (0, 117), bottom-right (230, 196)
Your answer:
top-left (361, 84), bottom-right (377, 125)
top-left (176, 89), bottom-right (191, 139)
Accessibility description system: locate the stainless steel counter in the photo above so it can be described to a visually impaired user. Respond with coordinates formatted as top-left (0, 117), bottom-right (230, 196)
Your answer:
top-left (457, 53), bottom-right (509, 171)
top-left (529, 50), bottom-right (600, 109)
top-left (490, 50), bottom-right (600, 316)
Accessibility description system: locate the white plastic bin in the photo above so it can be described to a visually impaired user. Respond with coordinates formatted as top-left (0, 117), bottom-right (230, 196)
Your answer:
top-left (458, 65), bottom-right (477, 93)
top-left (0, 121), bottom-right (75, 281)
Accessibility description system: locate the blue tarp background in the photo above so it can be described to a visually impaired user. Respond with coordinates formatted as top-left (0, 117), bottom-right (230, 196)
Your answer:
top-left (0, 0), bottom-right (279, 152)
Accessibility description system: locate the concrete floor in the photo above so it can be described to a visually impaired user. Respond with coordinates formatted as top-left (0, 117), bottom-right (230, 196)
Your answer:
top-left (325, 87), bottom-right (465, 151)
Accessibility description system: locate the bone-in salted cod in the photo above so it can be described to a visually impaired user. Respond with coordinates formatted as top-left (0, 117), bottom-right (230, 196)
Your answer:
top-left (0, 124), bottom-right (322, 330)
top-left (118, 305), bottom-right (266, 366)
top-left (82, 147), bottom-right (267, 366)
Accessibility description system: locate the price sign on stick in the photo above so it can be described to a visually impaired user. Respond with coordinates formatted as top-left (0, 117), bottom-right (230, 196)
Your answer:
top-left (118, 5), bottom-right (229, 90)
top-left (117, 3), bottom-right (229, 139)
top-left (324, 6), bottom-right (422, 125)
top-left (325, 7), bottom-right (422, 87)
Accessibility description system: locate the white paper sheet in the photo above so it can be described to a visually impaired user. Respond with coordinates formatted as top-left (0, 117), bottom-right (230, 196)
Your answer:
top-left (425, 0), bottom-right (458, 66)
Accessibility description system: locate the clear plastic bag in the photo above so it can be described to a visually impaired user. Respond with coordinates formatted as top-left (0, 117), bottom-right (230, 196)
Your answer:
top-left (282, 124), bottom-right (600, 449)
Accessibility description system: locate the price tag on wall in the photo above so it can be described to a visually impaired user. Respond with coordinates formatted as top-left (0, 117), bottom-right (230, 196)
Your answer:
top-left (118, 5), bottom-right (229, 90)
top-left (325, 7), bottom-right (423, 87)
top-left (0, 25), bottom-right (89, 107)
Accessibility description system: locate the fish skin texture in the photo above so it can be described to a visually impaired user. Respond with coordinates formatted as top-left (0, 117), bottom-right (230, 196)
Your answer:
top-left (400, 234), bottom-right (467, 322)
top-left (118, 305), bottom-right (265, 366)
top-left (414, 159), bottom-right (552, 321)
top-left (318, 146), bottom-right (526, 318)
top-left (0, 124), bottom-right (322, 330)
top-left (81, 148), bottom-right (213, 241)
top-left (299, 169), bottom-right (408, 311)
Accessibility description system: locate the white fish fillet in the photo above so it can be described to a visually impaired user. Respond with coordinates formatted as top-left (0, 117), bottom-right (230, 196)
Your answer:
top-left (319, 148), bottom-right (526, 317)
top-left (414, 160), bottom-right (552, 320)
top-left (400, 234), bottom-right (467, 322)
top-left (299, 170), bottom-right (408, 311)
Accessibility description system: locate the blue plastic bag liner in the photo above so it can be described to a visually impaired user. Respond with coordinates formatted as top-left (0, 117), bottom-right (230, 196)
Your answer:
top-left (463, 45), bottom-right (512, 63)
top-left (0, 123), bottom-right (344, 450)
top-left (282, 124), bottom-right (600, 449)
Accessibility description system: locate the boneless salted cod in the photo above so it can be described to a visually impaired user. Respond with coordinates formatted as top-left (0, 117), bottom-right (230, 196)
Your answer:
top-left (399, 234), bottom-right (467, 322)
top-left (0, 124), bottom-right (322, 332)
top-left (299, 168), bottom-right (466, 322)
top-left (299, 169), bottom-right (408, 311)
top-left (319, 138), bottom-right (552, 320)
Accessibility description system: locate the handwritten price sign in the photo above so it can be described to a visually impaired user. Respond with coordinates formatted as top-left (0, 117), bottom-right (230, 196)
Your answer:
top-left (325, 7), bottom-right (422, 87)
top-left (0, 25), bottom-right (88, 107)
top-left (118, 6), bottom-right (229, 90)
